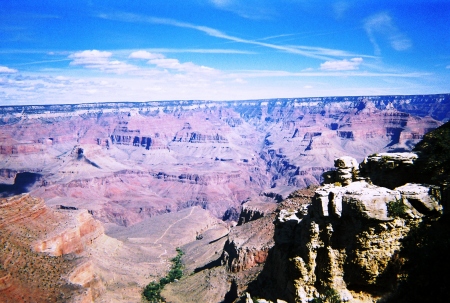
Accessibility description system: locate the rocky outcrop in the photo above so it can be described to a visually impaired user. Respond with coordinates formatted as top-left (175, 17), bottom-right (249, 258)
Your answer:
top-left (173, 131), bottom-right (229, 143)
top-left (360, 153), bottom-right (418, 188)
top-left (34, 210), bottom-right (104, 256)
top-left (247, 153), bottom-right (443, 303)
top-left (237, 200), bottom-right (278, 225)
top-left (323, 156), bottom-right (359, 186)
top-left (222, 215), bottom-right (275, 273)
top-left (0, 194), bottom-right (104, 302)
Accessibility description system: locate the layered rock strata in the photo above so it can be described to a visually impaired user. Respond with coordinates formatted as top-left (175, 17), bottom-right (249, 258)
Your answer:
top-left (0, 96), bottom-right (444, 226)
top-left (0, 194), bottom-right (104, 303)
top-left (247, 154), bottom-right (443, 303)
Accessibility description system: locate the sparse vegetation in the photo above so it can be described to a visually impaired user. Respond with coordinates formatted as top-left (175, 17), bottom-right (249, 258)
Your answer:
top-left (143, 248), bottom-right (184, 302)
top-left (387, 198), bottom-right (407, 217)
top-left (311, 287), bottom-right (341, 303)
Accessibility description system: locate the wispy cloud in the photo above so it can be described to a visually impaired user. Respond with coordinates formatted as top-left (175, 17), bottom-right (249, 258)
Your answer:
top-left (0, 66), bottom-right (18, 73)
top-left (129, 50), bottom-right (218, 75)
top-left (333, 1), bottom-right (350, 19)
top-left (320, 57), bottom-right (363, 71)
top-left (99, 12), bottom-right (372, 61)
top-left (14, 58), bottom-right (72, 66)
top-left (364, 12), bottom-right (412, 55)
top-left (291, 46), bottom-right (375, 59)
top-left (129, 48), bottom-right (255, 54)
top-left (256, 33), bottom-right (298, 42)
top-left (208, 0), bottom-right (274, 20)
top-left (227, 69), bottom-right (429, 78)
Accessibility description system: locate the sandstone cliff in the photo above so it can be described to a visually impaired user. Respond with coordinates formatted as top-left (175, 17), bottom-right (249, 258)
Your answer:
top-left (0, 194), bottom-right (104, 303)
top-left (245, 151), bottom-right (445, 303)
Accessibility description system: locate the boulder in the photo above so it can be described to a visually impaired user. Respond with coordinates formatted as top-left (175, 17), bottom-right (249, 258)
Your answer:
top-left (360, 152), bottom-right (418, 188)
top-left (334, 156), bottom-right (358, 169)
top-left (313, 181), bottom-right (400, 221)
top-left (396, 183), bottom-right (442, 215)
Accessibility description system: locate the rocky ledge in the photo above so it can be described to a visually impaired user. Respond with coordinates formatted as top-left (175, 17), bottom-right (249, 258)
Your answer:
top-left (0, 194), bottom-right (104, 303)
top-left (246, 152), bottom-right (444, 303)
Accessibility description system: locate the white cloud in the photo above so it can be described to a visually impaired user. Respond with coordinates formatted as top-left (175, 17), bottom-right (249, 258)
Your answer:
top-left (128, 48), bottom-right (256, 54)
top-left (0, 66), bottom-right (18, 73)
top-left (320, 57), bottom-right (363, 71)
top-left (69, 50), bottom-right (112, 64)
top-left (148, 57), bottom-right (216, 74)
top-left (446, 65), bottom-right (450, 69)
top-left (69, 50), bottom-right (138, 74)
top-left (227, 68), bottom-right (427, 78)
top-left (129, 50), bottom-right (165, 60)
top-left (364, 12), bottom-right (412, 55)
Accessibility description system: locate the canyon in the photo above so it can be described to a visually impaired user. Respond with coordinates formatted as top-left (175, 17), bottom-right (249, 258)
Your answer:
top-left (0, 94), bottom-right (449, 302)
top-left (0, 95), bottom-right (447, 225)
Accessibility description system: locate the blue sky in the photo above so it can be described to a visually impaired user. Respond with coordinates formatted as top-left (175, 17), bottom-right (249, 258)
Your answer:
top-left (0, 0), bottom-right (449, 105)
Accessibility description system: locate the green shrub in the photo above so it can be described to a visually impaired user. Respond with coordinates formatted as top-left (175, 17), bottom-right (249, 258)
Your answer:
top-left (387, 199), bottom-right (407, 217)
top-left (143, 281), bottom-right (162, 302)
top-left (142, 248), bottom-right (184, 302)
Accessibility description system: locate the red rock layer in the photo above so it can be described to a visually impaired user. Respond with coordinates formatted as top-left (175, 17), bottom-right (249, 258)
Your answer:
top-left (0, 194), bottom-right (104, 302)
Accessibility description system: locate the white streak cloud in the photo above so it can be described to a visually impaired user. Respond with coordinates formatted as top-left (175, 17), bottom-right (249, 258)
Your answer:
top-left (99, 13), bottom-right (371, 61)
top-left (320, 57), bottom-right (363, 71)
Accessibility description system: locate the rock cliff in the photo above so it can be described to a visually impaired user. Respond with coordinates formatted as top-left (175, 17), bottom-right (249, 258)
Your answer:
top-left (245, 151), bottom-right (444, 303)
top-left (0, 194), bottom-right (104, 303)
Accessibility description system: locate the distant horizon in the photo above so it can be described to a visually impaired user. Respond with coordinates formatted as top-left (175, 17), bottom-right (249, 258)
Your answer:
top-left (1, 1), bottom-right (449, 105)
top-left (1, 92), bottom-right (448, 109)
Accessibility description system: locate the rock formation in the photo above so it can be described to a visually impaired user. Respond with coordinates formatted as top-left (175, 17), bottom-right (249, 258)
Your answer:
top-left (0, 194), bottom-right (104, 303)
top-left (0, 96), bottom-right (448, 302)
top-left (245, 152), bottom-right (444, 303)
top-left (161, 187), bottom-right (317, 303)
top-left (0, 95), bottom-right (445, 227)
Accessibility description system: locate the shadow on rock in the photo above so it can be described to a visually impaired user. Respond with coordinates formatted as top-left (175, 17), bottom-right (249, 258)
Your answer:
top-left (0, 172), bottom-right (42, 197)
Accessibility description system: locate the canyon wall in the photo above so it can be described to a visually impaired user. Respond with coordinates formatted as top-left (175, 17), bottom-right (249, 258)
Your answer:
top-left (0, 95), bottom-right (446, 226)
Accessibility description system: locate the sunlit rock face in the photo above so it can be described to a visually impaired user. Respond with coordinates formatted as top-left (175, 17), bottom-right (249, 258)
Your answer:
top-left (0, 194), bottom-right (104, 303)
top-left (0, 95), bottom-right (445, 226)
top-left (248, 152), bottom-right (443, 303)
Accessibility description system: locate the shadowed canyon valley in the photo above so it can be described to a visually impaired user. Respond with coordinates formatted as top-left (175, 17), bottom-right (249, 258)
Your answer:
top-left (0, 94), bottom-right (449, 302)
